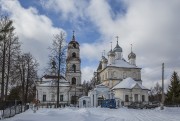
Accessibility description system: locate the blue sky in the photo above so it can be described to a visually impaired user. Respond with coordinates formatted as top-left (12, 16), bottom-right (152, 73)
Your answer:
top-left (1, 0), bottom-right (180, 90)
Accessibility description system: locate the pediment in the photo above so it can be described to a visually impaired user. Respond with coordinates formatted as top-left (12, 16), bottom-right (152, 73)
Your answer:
top-left (132, 83), bottom-right (141, 89)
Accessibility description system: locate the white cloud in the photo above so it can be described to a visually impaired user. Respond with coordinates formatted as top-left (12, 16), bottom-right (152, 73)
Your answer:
top-left (81, 66), bottom-right (95, 83)
top-left (41, 0), bottom-right (88, 21)
top-left (0, 0), bottom-right (65, 75)
top-left (2, 0), bottom-right (180, 90)
top-left (40, 0), bottom-right (180, 89)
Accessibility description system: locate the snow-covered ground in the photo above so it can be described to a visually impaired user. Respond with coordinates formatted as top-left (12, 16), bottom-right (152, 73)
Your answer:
top-left (2, 107), bottom-right (180, 121)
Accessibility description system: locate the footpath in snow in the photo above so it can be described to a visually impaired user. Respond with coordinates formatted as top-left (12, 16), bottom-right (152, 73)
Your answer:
top-left (2, 107), bottom-right (180, 121)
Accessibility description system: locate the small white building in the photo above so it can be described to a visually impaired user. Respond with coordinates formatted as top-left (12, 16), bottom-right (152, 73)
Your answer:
top-left (112, 77), bottom-right (149, 106)
top-left (79, 84), bottom-right (121, 108)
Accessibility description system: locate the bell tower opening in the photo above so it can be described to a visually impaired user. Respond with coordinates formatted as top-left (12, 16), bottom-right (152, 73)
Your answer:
top-left (72, 77), bottom-right (76, 85)
top-left (72, 64), bottom-right (76, 72)
top-left (72, 52), bottom-right (76, 58)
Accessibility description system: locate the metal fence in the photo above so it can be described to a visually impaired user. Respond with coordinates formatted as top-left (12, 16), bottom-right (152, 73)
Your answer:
top-left (0, 101), bottom-right (29, 120)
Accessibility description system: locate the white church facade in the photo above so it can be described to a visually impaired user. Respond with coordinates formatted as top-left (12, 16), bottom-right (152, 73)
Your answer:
top-left (36, 33), bottom-right (84, 106)
top-left (79, 39), bottom-right (149, 107)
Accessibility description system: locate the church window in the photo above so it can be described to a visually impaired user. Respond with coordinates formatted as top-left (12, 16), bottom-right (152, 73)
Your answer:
top-left (83, 100), bottom-right (86, 106)
top-left (113, 71), bottom-right (117, 78)
top-left (133, 72), bottom-right (136, 79)
top-left (111, 72), bottom-right (113, 78)
top-left (123, 72), bottom-right (127, 79)
top-left (125, 95), bottom-right (129, 102)
top-left (72, 52), bottom-right (76, 58)
top-left (43, 95), bottom-right (46, 102)
top-left (51, 94), bottom-right (55, 101)
top-left (134, 94), bottom-right (138, 102)
top-left (72, 77), bottom-right (76, 85)
top-left (60, 95), bottom-right (63, 101)
top-left (72, 64), bottom-right (76, 72)
top-left (142, 95), bottom-right (145, 102)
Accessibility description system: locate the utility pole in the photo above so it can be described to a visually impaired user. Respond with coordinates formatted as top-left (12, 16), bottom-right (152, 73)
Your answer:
top-left (75, 85), bottom-right (76, 107)
top-left (161, 63), bottom-right (164, 110)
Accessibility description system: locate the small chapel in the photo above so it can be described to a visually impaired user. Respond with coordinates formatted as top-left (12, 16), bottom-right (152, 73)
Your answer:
top-left (36, 33), bottom-right (84, 107)
top-left (79, 38), bottom-right (149, 107)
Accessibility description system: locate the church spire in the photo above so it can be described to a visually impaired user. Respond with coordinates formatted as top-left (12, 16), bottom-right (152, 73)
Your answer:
top-left (110, 42), bottom-right (112, 51)
top-left (72, 30), bottom-right (75, 41)
top-left (116, 36), bottom-right (119, 45)
top-left (131, 44), bottom-right (133, 52)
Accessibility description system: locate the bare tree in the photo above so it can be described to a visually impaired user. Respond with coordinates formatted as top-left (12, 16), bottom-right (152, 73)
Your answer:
top-left (5, 33), bottom-right (21, 100)
top-left (0, 16), bottom-right (14, 101)
top-left (49, 31), bottom-right (66, 107)
top-left (149, 82), bottom-right (162, 102)
top-left (14, 53), bottom-right (38, 104)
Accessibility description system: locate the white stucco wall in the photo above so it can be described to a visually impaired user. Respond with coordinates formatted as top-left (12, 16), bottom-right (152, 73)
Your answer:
top-left (113, 88), bottom-right (149, 106)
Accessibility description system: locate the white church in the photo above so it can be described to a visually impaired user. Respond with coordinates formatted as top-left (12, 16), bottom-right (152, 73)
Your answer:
top-left (36, 32), bottom-right (149, 108)
top-left (79, 39), bottom-right (149, 107)
top-left (36, 33), bottom-right (84, 107)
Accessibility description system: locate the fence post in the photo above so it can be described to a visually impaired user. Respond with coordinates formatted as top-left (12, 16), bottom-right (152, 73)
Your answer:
top-left (2, 107), bottom-right (4, 119)
top-left (15, 105), bottom-right (16, 114)
top-left (9, 106), bottom-right (11, 118)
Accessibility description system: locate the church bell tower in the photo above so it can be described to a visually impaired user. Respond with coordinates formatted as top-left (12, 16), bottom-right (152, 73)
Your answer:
top-left (66, 31), bottom-right (81, 85)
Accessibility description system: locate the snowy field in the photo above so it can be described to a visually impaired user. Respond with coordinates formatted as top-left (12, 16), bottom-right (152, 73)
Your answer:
top-left (2, 107), bottom-right (180, 121)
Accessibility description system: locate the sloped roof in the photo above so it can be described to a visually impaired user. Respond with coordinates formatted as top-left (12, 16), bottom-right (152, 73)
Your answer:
top-left (108, 59), bottom-right (140, 69)
top-left (42, 75), bottom-right (68, 83)
top-left (95, 83), bottom-right (109, 88)
top-left (39, 81), bottom-right (70, 87)
top-left (39, 74), bottom-right (69, 87)
top-left (112, 77), bottom-right (148, 90)
top-left (97, 61), bottom-right (102, 71)
top-left (93, 83), bottom-right (110, 92)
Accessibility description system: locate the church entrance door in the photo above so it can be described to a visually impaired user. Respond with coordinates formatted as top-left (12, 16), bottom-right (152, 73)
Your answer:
top-left (134, 94), bottom-right (138, 102)
top-left (71, 96), bottom-right (78, 105)
top-left (97, 96), bottom-right (104, 106)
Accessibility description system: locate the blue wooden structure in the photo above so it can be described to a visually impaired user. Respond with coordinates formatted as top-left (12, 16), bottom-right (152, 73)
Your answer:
top-left (101, 99), bottom-right (116, 109)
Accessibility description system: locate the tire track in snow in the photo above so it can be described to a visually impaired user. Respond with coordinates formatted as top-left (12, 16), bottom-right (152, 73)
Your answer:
top-left (132, 109), bottom-right (176, 121)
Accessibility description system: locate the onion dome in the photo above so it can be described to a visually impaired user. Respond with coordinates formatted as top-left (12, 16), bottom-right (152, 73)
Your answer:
top-left (108, 49), bottom-right (115, 56)
top-left (113, 41), bottom-right (122, 52)
top-left (128, 51), bottom-right (136, 59)
top-left (68, 31), bottom-right (79, 48)
top-left (101, 56), bottom-right (108, 63)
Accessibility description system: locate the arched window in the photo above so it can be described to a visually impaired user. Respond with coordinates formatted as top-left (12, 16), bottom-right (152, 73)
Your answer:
top-left (83, 100), bottom-right (86, 106)
top-left (123, 72), bottom-right (127, 79)
top-left (72, 77), bottom-right (76, 85)
top-left (51, 94), bottom-right (55, 101)
top-left (113, 71), bottom-right (117, 78)
top-left (133, 72), bottom-right (136, 79)
top-left (72, 64), bottom-right (76, 72)
top-left (72, 52), bottom-right (76, 58)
